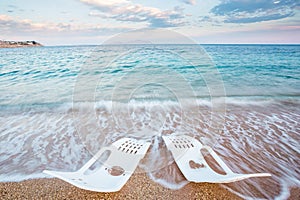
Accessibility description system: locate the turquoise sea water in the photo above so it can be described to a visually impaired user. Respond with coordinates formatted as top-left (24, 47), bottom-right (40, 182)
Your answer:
top-left (1, 45), bottom-right (299, 106)
top-left (0, 44), bottom-right (299, 199)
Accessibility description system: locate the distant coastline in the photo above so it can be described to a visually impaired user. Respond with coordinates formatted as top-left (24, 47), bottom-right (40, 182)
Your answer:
top-left (0, 40), bottom-right (43, 48)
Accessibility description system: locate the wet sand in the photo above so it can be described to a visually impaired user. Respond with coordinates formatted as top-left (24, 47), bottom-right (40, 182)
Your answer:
top-left (0, 173), bottom-right (241, 200)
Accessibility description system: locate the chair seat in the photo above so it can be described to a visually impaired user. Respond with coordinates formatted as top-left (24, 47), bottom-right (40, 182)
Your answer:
top-left (44, 138), bottom-right (151, 192)
top-left (163, 135), bottom-right (271, 183)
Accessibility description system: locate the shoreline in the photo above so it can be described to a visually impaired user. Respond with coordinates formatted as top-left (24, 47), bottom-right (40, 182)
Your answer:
top-left (0, 40), bottom-right (42, 48)
top-left (0, 174), bottom-right (242, 200)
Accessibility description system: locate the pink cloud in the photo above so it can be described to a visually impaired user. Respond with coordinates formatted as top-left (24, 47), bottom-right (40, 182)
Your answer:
top-left (80, 0), bottom-right (185, 27)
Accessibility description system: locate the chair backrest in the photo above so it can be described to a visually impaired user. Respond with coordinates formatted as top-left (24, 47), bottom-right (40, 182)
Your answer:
top-left (103, 138), bottom-right (150, 172)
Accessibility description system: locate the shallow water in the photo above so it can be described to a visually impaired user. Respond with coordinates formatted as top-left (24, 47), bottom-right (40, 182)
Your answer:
top-left (0, 44), bottom-right (299, 199)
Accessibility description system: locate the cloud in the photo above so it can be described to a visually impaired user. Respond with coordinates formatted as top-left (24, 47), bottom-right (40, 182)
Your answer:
top-left (81, 0), bottom-right (185, 27)
top-left (198, 15), bottom-right (224, 25)
top-left (181, 0), bottom-right (196, 5)
top-left (0, 14), bottom-right (132, 38)
top-left (211, 0), bottom-right (299, 23)
top-left (0, 15), bottom-right (43, 34)
top-left (225, 12), bottom-right (293, 24)
top-left (0, 15), bottom-right (71, 35)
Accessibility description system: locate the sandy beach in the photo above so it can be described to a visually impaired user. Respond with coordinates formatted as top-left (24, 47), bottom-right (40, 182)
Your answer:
top-left (1, 172), bottom-right (300, 199)
top-left (0, 173), bottom-right (242, 200)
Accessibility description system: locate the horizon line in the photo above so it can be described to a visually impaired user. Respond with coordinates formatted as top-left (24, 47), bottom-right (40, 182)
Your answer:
top-left (43, 43), bottom-right (300, 47)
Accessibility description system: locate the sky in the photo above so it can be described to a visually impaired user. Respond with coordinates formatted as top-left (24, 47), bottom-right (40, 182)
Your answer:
top-left (0, 0), bottom-right (299, 45)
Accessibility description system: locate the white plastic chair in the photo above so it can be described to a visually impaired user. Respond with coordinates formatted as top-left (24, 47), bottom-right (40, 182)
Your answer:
top-left (44, 138), bottom-right (151, 192)
top-left (163, 135), bottom-right (271, 183)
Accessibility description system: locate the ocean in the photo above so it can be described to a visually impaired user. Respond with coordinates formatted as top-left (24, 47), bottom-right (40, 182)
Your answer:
top-left (0, 44), bottom-right (299, 199)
